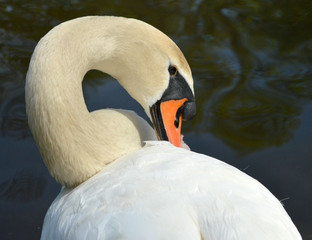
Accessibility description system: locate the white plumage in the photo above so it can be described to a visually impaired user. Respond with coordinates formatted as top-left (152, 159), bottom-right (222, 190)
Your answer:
top-left (42, 142), bottom-right (301, 239)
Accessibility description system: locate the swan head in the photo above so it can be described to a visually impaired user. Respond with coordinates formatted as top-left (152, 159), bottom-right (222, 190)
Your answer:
top-left (94, 17), bottom-right (196, 147)
top-left (149, 65), bottom-right (196, 147)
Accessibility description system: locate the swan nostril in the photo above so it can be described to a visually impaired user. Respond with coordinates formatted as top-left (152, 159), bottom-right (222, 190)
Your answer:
top-left (174, 107), bottom-right (183, 128)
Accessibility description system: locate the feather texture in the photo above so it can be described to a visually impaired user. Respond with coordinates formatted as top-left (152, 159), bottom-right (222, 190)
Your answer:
top-left (42, 142), bottom-right (301, 240)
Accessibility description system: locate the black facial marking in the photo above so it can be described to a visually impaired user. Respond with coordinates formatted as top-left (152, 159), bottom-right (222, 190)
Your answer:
top-left (160, 71), bottom-right (196, 121)
top-left (150, 101), bottom-right (168, 141)
top-left (181, 101), bottom-right (196, 121)
top-left (161, 71), bottom-right (194, 102)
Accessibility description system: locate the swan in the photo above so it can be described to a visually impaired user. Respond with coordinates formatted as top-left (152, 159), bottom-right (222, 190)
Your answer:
top-left (25, 16), bottom-right (301, 239)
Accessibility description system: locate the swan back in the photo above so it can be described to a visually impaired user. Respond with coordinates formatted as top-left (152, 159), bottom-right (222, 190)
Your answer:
top-left (42, 142), bottom-right (302, 239)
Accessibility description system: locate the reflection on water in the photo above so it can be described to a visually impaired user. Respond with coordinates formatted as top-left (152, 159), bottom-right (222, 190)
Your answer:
top-left (208, 88), bottom-right (302, 153)
top-left (1, 88), bottom-right (30, 139)
top-left (0, 170), bottom-right (47, 202)
top-left (182, 2), bottom-right (312, 153)
top-left (0, 0), bottom-right (311, 239)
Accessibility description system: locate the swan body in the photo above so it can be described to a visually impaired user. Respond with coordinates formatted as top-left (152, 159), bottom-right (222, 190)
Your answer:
top-left (25, 16), bottom-right (302, 239)
top-left (42, 142), bottom-right (301, 239)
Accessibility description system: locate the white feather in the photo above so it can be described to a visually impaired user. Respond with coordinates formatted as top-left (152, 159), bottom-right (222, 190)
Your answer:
top-left (42, 142), bottom-right (301, 240)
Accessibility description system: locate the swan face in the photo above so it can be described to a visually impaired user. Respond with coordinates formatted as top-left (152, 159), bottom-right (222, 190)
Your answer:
top-left (132, 23), bottom-right (196, 148)
top-left (150, 65), bottom-right (196, 147)
top-left (122, 35), bottom-right (196, 148)
top-left (119, 54), bottom-right (195, 148)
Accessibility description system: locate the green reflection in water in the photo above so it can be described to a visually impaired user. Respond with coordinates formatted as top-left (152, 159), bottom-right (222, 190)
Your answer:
top-left (0, 0), bottom-right (311, 154)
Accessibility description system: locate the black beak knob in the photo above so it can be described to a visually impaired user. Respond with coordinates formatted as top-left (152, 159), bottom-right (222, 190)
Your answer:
top-left (182, 101), bottom-right (196, 121)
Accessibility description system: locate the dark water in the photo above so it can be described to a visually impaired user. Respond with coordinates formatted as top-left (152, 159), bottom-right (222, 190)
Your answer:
top-left (0, 0), bottom-right (312, 239)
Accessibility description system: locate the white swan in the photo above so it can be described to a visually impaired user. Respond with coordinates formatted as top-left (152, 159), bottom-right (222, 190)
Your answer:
top-left (25, 16), bottom-right (301, 239)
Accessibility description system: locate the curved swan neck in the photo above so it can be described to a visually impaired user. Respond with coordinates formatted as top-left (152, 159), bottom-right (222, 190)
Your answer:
top-left (26, 16), bottom-right (156, 188)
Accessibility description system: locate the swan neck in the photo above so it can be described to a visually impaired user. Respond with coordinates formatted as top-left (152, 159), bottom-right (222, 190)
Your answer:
top-left (25, 17), bottom-right (154, 187)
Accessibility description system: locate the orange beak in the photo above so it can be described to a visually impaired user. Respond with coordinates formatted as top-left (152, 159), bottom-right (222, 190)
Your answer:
top-left (150, 98), bottom-right (187, 147)
top-left (159, 99), bottom-right (187, 147)
top-left (149, 68), bottom-right (196, 147)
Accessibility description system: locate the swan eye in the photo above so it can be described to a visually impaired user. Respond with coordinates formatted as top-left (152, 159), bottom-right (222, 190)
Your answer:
top-left (168, 65), bottom-right (178, 76)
